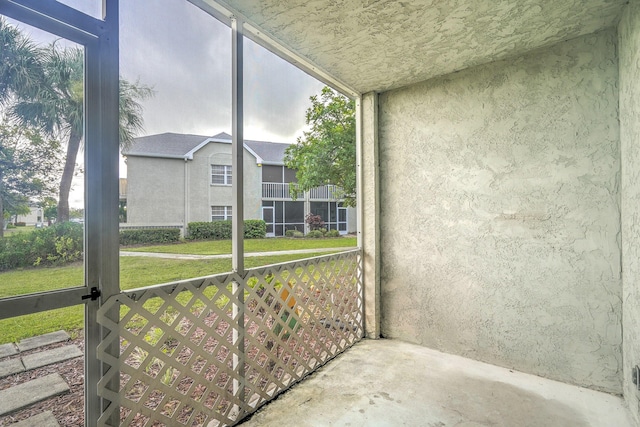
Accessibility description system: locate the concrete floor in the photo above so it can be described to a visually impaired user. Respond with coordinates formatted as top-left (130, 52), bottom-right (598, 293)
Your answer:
top-left (238, 339), bottom-right (635, 427)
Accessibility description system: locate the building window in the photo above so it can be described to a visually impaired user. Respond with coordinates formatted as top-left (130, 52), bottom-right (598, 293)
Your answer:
top-left (211, 206), bottom-right (232, 221)
top-left (211, 164), bottom-right (232, 185)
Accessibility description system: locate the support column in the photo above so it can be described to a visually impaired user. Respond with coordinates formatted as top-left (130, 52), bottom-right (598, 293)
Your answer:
top-left (360, 92), bottom-right (381, 339)
top-left (231, 16), bottom-right (246, 420)
top-left (86, 1), bottom-right (121, 425)
top-left (231, 18), bottom-right (244, 274)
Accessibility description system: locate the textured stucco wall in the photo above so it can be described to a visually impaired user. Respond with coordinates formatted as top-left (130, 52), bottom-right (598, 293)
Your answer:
top-left (619, 1), bottom-right (640, 422)
top-left (126, 157), bottom-right (185, 224)
top-left (378, 31), bottom-right (621, 393)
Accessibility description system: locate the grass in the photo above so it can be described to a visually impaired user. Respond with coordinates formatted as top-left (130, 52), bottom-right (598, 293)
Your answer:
top-left (0, 251), bottom-right (332, 342)
top-left (2, 225), bottom-right (36, 236)
top-left (122, 236), bottom-right (357, 255)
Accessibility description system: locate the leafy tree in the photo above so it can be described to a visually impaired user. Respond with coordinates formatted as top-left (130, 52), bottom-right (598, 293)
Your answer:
top-left (284, 86), bottom-right (356, 206)
top-left (3, 193), bottom-right (30, 225)
top-left (69, 207), bottom-right (84, 219)
top-left (0, 124), bottom-right (61, 236)
top-left (40, 196), bottom-right (57, 225)
top-left (1, 19), bottom-right (154, 222)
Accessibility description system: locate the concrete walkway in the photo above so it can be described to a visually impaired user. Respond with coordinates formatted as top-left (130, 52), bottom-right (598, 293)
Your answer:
top-left (120, 247), bottom-right (355, 260)
top-left (0, 330), bottom-right (79, 421)
top-left (239, 339), bottom-right (635, 427)
top-left (0, 374), bottom-right (69, 417)
top-left (12, 411), bottom-right (60, 427)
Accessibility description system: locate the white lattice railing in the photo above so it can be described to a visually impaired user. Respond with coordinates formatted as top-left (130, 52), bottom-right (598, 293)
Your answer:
top-left (96, 249), bottom-right (363, 426)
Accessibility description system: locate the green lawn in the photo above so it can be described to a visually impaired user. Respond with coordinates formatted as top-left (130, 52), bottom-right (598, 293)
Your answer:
top-left (2, 225), bottom-right (36, 236)
top-left (0, 251), bottom-right (332, 342)
top-left (122, 236), bottom-right (357, 255)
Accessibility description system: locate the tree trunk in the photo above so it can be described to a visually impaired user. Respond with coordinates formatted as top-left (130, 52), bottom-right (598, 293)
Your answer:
top-left (57, 130), bottom-right (82, 223)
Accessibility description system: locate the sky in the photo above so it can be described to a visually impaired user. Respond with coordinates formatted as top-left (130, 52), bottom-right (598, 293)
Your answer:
top-left (118, 0), bottom-right (325, 143)
top-left (6, 0), bottom-right (326, 208)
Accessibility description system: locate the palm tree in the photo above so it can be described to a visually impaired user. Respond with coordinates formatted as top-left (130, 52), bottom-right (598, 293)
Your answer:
top-left (0, 17), bottom-right (46, 235)
top-left (8, 41), bottom-right (153, 222)
top-left (0, 17), bottom-right (44, 106)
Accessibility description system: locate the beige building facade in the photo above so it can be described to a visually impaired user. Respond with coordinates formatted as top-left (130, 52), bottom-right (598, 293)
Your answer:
top-left (124, 132), bottom-right (356, 235)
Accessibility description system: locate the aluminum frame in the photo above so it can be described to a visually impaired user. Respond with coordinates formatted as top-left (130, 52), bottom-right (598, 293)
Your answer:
top-left (0, 2), bottom-right (120, 425)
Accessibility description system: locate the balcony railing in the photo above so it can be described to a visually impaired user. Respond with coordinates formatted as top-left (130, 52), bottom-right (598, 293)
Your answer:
top-left (96, 249), bottom-right (363, 426)
top-left (308, 184), bottom-right (341, 200)
top-left (262, 183), bottom-right (343, 200)
top-left (262, 182), bottom-right (296, 199)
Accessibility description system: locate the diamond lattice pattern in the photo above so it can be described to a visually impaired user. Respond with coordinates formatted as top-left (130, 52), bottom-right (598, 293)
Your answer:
top-left (97, 250), bottom-right (363, 426)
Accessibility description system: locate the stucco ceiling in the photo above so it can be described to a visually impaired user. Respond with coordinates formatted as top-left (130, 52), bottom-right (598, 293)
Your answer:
top-left (219, 0), bottom-right (626, 94)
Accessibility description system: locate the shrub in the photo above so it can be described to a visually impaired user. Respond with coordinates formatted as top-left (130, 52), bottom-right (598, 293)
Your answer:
top-left (307, 230), bottom-right (323, 238)
top-left (305, 213), bottom-right (325, 231)
top-left (326, 229), bottom-right (340, 238)
top-left (187, 219), bottom-right (267, 240)
top-left (0, 222), bottom-right (83, 271)
top-left (6, 224), bottom-right (15, 229)
top-left (119, 228), bottom-right (181, 246)
top-left (285, 227), bottom-right (304, 238)
top-left (14, 222), bottom-right (26, 227)
top-left (244, 220), bottom-right (266, 239)
top-left (188, 221), bottom-right (232, 240)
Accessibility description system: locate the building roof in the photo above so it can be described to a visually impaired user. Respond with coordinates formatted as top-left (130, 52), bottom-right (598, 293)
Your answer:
top-left (122, 133), bottom-right (212, 159)
top-left (123, 131), bottom-right (292, 165)
top-left (244, 138), bottom-right (290, 165)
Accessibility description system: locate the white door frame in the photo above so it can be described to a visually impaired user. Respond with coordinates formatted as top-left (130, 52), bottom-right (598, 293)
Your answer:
top-left (0, 2), bottom-right (120, 425)
top-left (262, 206), bottom-right (275, 237)
top-left (338, 206), bottom-right (348, 235)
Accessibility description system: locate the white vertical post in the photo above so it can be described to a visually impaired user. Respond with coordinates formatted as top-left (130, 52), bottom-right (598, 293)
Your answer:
top-left (84, 0), bottom-right (121, 425)
top-left (231, 16), bottom-right (245, 420)
top-left (305, 193), bottom-right (310, 235)
top-left (360, 92), bottom-right (381, 339)
top-left (184, 160), bottom-right (189, 236)
top-left (86, 1), bottom-right (121, 425)
top-left (356, 97), bottom-right (363, 249)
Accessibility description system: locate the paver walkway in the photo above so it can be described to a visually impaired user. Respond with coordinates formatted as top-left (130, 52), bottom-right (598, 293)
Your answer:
top-left (12, 411), bottom-right (60, 427)
top-left (16, 330), bottom-right (70, 352)
top-left (0, 330), bottom-right (81, 423)
top-left (0, 332), bottom-right (81, 380)
top-left (0, 343), bottom-right (18, 358)
top-left (22, 344), bottom-right (83, 371)
top-left (0, 374), bottom-right (69, 416)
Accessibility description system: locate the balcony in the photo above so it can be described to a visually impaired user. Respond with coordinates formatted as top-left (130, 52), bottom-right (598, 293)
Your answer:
top-left (239, 339), bottom-right (634, 426)
top-left (96, 250), bottom-right (363, 426)
top-left (262, 183), bottom-right (343, 201)
top-left (93, 242), bottom-right (635, 427)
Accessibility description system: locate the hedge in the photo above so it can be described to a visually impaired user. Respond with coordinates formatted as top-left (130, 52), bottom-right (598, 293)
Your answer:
top-left (119, 228), bottom-right (181, 246)
top-left (0, 222), bottom-right (83, 271)
top-left (244, 220), bottom-right (266, 239)
top-left (187, 219), bottom-right (266, 240)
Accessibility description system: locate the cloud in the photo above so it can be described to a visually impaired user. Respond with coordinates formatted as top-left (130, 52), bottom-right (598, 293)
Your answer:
top-left (120, 0), bottom-right (325, 142)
